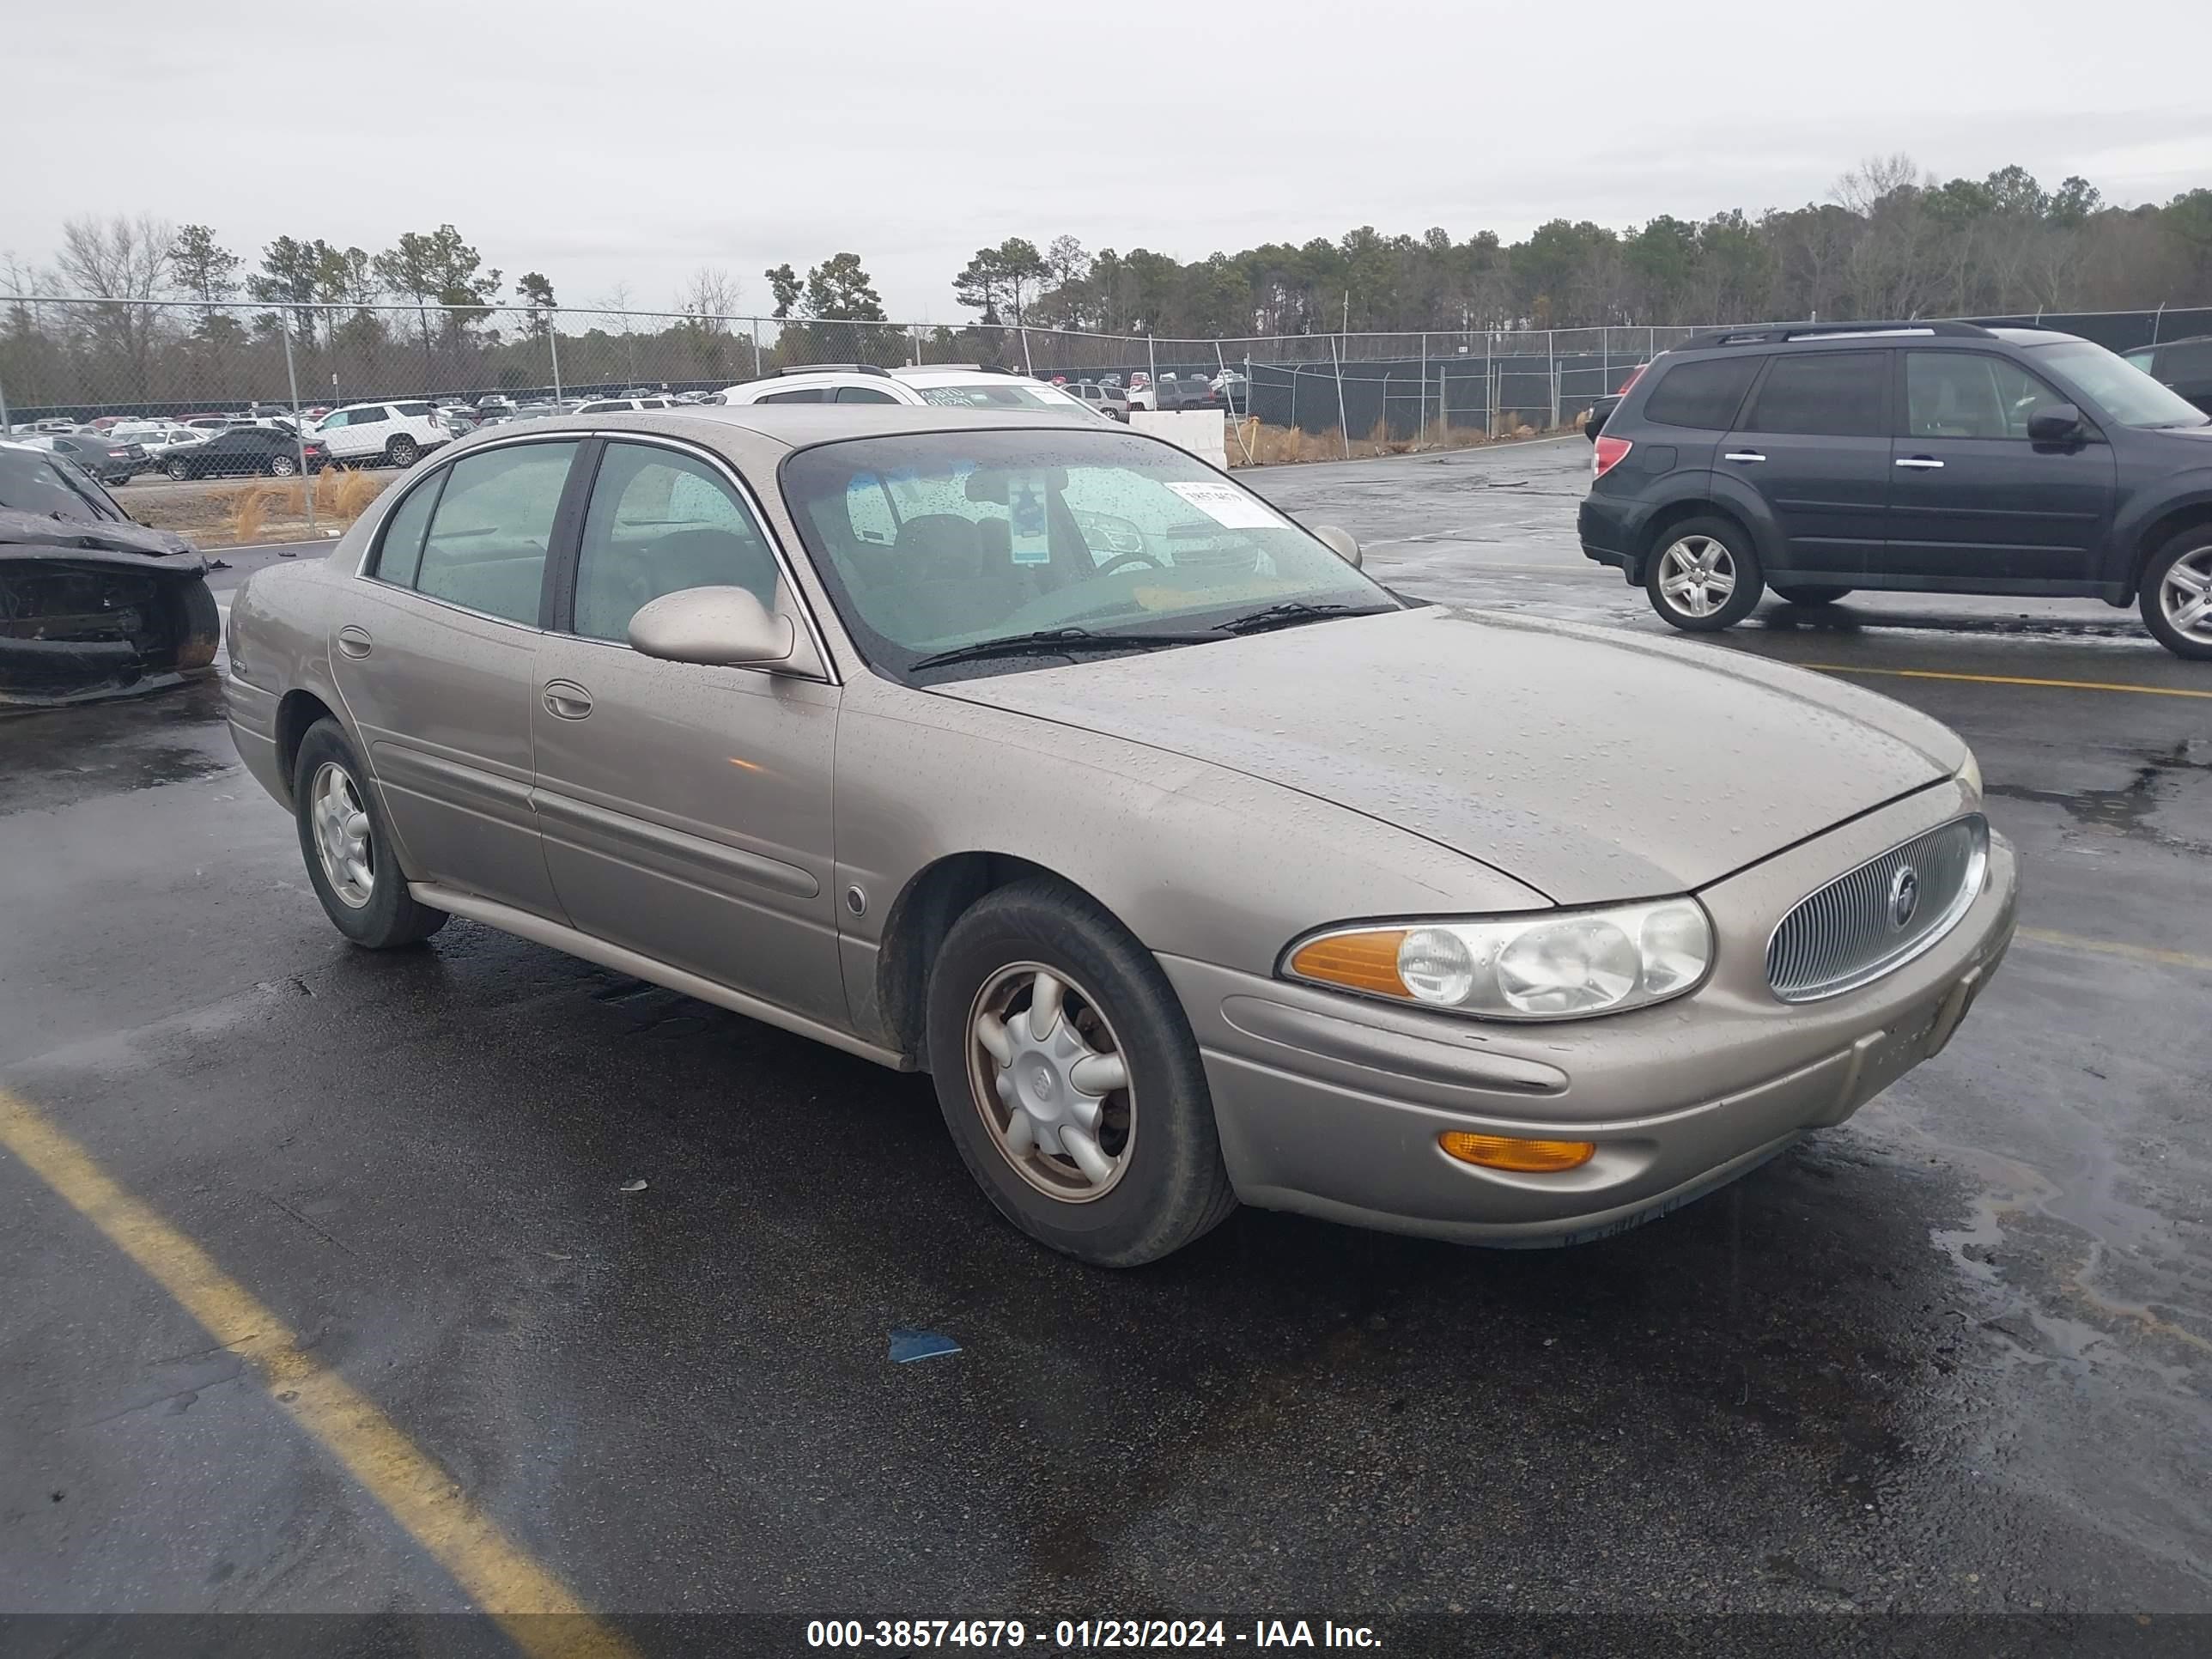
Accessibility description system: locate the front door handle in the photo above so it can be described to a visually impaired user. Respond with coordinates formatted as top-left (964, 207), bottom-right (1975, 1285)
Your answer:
top-left (336, 625), bottom-right (373, 658)
top-left (543, 679), bottom-right (593, 720)
top-left (1894, 457), bottom-right (1946, 470)
top-left (1723, 450), bottom-right (1766, 464)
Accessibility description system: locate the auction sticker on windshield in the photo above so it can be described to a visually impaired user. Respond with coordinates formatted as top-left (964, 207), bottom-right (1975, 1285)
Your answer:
top-left (1166, 480), bottom-right (1289, 530)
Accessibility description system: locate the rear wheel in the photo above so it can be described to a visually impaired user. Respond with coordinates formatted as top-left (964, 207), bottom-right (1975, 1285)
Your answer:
top-left (925, 878), bottom-right (1236, 1267)
top-left (1770, 583), bottom-right (1851, 605)
top-left (385, 434), bottom-right (420, 467)
top-left (1644, 515), bottom-right (1764, 631)
top-left (292, 719), bottom-right (448, 948)
top-left (2140, 532), bottom-right (2212, 660)
top-left (267, 453), bottom-right (298, 477)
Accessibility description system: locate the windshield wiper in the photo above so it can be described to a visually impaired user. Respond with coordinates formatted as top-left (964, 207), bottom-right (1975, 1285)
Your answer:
top-left (1212, 600), bottom-right (1396, 635)
top-left (908, 626), bottom-right (1219, 672)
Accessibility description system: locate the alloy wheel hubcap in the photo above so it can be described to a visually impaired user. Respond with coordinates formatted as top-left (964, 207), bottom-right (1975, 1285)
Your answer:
top-left (2160, 547), bottom-right (2212, 641)
top-left (310, 762), bottom-right (374, 908)
top-left (968, 963), bottom-right (1133, 1201)
top-left (1659, 536), bottom-right (1736, 617)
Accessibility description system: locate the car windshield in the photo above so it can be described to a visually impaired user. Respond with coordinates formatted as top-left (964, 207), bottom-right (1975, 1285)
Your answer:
top-left (2033, 340), bottom-right (2209, 428)
top-left (781, 427), bottom-right (1393, 677)
top-left (915, 380), bottom-right (1095, 417)
top-left (0, 446), bottom-right (126, 520)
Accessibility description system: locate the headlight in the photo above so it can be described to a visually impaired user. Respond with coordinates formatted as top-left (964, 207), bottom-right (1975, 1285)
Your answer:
top-left (1956, 747), bottom-right (1983, 804)
top-left (1283, 898), bottom-right (1713, 1021)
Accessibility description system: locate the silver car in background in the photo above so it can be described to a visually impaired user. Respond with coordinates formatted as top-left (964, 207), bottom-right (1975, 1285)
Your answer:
top-left (224, 406), bottom-right (2016, 1265)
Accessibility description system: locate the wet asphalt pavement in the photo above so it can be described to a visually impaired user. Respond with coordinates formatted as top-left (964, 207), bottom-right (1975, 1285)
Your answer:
top-left (2, 437), bottom-right (2208, 1651)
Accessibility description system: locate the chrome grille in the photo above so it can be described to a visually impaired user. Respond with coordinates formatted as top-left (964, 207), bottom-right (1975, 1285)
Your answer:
top-left (1765, 815), bottom-right (1988, 1002)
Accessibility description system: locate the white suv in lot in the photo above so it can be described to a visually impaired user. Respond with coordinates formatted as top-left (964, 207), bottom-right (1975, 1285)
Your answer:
top-left (310, 401), bottom-right (453, 468)
top-left (716, 363), bottom-right (1104, 420)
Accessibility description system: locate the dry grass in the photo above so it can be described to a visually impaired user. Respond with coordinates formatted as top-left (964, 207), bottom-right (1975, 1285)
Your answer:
top-left (331, 467), bottom-right (384, 521)
top-left (1227, 414), bottom-right (1579, 468)
top-left (224, 485), bottom-right (272, 545)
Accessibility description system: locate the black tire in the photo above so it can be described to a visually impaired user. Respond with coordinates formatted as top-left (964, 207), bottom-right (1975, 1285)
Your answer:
top-left (385, 434), bottom-right (419, 468)
top-left (2138, 531), bottom-right (2212, 661)
top-left (166, 459), bottom-right (191, 482)
top-left (1770, 582), bottom-right (1851, 605)
top-left (1644, 514), bottom-right (1765, 631)
top-left (292, 718), bottom-right (448, 949)
top-left (267, 453), bottom-right (298, 477)
top-left (174, 578), bottom-right (221, 672)
top-left (925, 878), bottom-right (1236, 1267)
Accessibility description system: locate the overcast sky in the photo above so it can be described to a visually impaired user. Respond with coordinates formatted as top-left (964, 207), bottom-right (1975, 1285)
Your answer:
top-left (9, 1), bottom-right (2210, 320)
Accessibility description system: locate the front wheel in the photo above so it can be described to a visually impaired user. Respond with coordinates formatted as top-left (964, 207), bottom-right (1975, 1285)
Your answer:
top-left (925, 878), bottom-right (1236, 1267)
top-left (1770, 583), bottom-right (1851, 605)
top-left (1645, 516), bottom-right (1764, 631)
top-left (292, 719), bottom-right (448, 948)
top-left (2140, 533), bottom-right (2212, 660)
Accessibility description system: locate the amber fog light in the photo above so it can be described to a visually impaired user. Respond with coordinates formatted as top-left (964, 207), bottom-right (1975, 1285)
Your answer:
top-left (1438, 1133), bottom-right (1596, 1172)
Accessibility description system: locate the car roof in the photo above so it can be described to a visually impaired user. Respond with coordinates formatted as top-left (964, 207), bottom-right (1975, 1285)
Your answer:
top-left (437, 403), bottom-right (1115, 457)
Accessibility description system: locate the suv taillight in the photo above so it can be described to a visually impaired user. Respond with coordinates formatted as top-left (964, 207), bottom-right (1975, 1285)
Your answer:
top-left (1592, 435), bottom-right (1632, 480)
top-left (1614, 362), bottom-right (1649, 396)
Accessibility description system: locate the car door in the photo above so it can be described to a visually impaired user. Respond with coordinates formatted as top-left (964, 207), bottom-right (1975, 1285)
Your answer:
top-left (527, 437), bottom-right (847, 1024)
top-left (1718, 349), bottom-right (1893, 580)
top-left (328, 437), bottom-right (585, 918)
top-left (1884, 349), bottom-right (2116, 586)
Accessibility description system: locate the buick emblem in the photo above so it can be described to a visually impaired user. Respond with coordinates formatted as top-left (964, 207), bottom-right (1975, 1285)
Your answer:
top-left (1887, 866), bottom-right (1922, 932)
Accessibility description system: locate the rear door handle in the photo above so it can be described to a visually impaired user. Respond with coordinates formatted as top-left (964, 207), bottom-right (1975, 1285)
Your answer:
top-left (1723, 450), bottom-right (1765, 463)
top-left (543, 679), bottom-right (593, 720)
top-left (336, 624), bottom-right (373, 658)
top-left (1894, 457), bottom-right (1945, 470)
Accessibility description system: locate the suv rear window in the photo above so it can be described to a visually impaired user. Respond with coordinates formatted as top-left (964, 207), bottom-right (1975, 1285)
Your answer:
top-left (1741, 351), bottom-right (1889, 437)
top-left (1640, 357), bottom-right (1759, 429)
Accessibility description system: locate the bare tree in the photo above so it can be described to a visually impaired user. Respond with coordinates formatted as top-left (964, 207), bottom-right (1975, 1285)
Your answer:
top-left (55, 214), bottom-right (174, 398)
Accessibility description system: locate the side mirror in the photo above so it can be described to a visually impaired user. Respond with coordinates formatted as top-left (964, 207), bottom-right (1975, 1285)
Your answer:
top-left (629, 586), bottom-right (794, 668)
top-left (2027, 404), bottom-right (2086, 444)
top-left (1310, 523), bottom-right (1362, 568)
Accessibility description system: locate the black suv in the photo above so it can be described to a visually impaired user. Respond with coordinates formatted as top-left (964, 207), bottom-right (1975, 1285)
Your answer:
top-left (1578, 321), bottom-right (2212, 659)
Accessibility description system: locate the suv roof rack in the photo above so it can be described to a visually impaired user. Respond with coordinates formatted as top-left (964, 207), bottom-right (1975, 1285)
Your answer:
top-left (775, 362), bottom-right (892, 378)
top-left (918, 362), bottom-right (1021, 375)
top-left (1683, 320), bottom-right (1996, 349)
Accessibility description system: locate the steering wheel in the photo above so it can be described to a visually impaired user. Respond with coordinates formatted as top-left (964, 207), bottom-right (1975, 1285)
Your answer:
top-left (1093, 550), bottom-right (1164, 577)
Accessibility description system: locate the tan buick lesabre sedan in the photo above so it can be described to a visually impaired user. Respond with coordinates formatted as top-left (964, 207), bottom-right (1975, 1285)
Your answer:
top-left (225, 406), bottom-right (2016, 1265)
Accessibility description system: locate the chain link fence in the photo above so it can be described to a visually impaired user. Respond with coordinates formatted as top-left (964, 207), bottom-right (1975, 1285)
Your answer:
top-left (5, 298), bottom-right (2203, 466)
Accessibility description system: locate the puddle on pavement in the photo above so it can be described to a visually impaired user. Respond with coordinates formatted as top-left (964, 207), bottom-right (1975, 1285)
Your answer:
top-left (1985, 738), bottom-right (2211, 857)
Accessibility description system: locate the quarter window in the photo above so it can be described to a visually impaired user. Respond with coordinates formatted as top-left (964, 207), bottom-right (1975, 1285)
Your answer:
top-left (409, 441), bottom-right (580, 624)
top-left (1905, 353), bottom-right (2068, 441)
top-left (571, 442), bottom-right (783, 643)
top-left (1640, 357), bottom-right (1759, 429)
top-left (836, 386), bottom-right (901, 404)
top-left (370, 472), bottom-right (445, 587)
top-left (1742, 352), bottom-right (1889, 437)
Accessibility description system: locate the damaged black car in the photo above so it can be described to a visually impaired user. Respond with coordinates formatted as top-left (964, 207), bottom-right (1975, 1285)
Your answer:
top-left (1, 441), bottom-right (221, 706)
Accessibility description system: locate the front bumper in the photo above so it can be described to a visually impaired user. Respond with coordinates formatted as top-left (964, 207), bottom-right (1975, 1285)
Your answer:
top-left (1161, 787), bottom-right (2017, 1247)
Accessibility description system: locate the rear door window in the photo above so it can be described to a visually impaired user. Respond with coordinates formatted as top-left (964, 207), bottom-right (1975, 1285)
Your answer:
top-left (410, 441), bottom-right (580, 624)
top-left (352, 407), bottom-right (389, 427)
top-left (1641, 357), bottom-right (1759, 429)
top-left (836, 386), bottom-right (901, 404)
top-left (1741, 352), bottom-right (1890, 437)
top-left (757, 387), bottom-right (829, 404)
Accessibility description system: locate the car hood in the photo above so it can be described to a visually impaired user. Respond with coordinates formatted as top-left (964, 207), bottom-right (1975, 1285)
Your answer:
top-left (936, 606), bottom-right (1965, 904)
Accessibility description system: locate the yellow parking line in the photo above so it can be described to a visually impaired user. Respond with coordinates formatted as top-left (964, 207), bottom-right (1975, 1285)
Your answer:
top-left (1801, 663), bottom-right (2212, 699)
top-left (2016, 927), bottom-right (2212, 974)
top-left (0, 1086), bottom-right (635, 1659)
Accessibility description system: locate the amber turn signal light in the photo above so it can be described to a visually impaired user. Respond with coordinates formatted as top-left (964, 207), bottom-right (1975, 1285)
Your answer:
top-left (1287, 929), bottom-right (1409, 998)
top-left (1438, 1133), bottom-right (1596, 1172)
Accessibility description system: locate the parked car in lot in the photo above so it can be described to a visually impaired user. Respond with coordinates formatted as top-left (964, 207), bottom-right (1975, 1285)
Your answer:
top-left (27, 432), bottom-right (149, 484)
top-left (1, 441), bottom-right (219, 705)
top-left (719, 363), bottom-right (1104, 421)
top-left (2122, 335), bottom-right (2212, 416)
top-left (1128, 374), bottom-right (1225, 414)
top-left (1064, 380), bottom-right (1130, 421)
top-left (225, 404), bottom-right (2014, 1265)
top-left (310, 401), bottom-right (453, 468)
top-left (1579, 321), bottom-right (2212, 659)
top-left (570, 396), bottom-right (679, 415)
top-left (161, 425), bottom-right (329, 479)
top-left (110, 421), bottom-right (210, 460)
